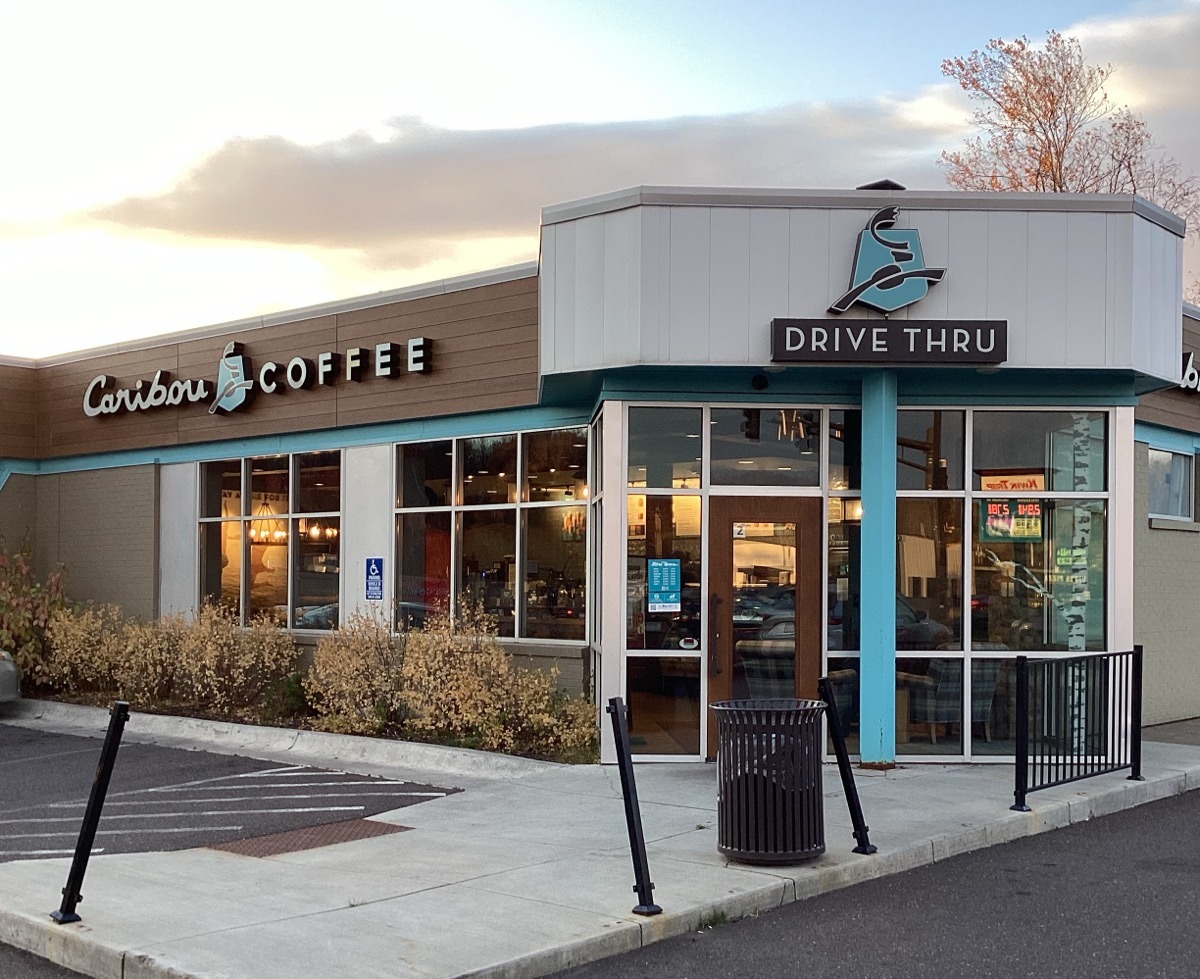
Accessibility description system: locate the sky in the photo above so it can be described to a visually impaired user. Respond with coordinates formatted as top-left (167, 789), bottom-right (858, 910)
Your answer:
top-left (2, 0), bottom-right (1198, 359)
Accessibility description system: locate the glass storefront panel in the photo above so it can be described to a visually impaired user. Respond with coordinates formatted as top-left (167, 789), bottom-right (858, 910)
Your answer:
top-left (896, 498), bottom-right (963, 650)
top-left (200, 460), bottom-right (241, 518)
top-left (248, 525), bottom-right (288, 624)
top-left (627, 656), bottom-right (701, 755)
top-left (730, 521), bottom-right (796, 699)
top-left (523, 506), bottom-right (586, 640)
top-left (525, 428), bottom-right (588, 502)
top-left (970, 659), bottom-right (1017, 756)
top-left (291, 516), bottom-right (340, 629)
top-left (897, 657), bottom-right (963, 755)
top-left (828, 499), bottom-right (861, 651)
top-left (897, 411), bottom-right (964, 491)
top-left (626, 495), bottom-right (702, 650)
top-left (1148, 448), bottom-right (1193, 518)
top-left (972, 499), bottom-right (1106, 651)
top-left (294, 451), bottom-right (341, 514)
top-left (200, 521), bottom-right (242, 615)
top-left (396, 512), bottom-right (451, 629)
top-left (973, 411), bottom-right (1107, 492)
top-left (250, 455), bottom-right (289, 516)
top-left (397, 441), bottom-right (453, 508)
top-left (710, 407), bottom-right (820, 486)
top-left (460, 509), bottom-right (516, 636)
top-left (826, 656), bottom-right (860, 754)
top-left (829, 410), bottom-right (862, 491)
top-left (460, 435), bottom-right (518, 505)
top-left (627, 407), bottom-right (702, 488)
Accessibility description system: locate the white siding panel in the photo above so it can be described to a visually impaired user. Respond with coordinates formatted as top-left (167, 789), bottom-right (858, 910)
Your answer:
top-left (158, 462), bottom-right (198, 617)
top-left (539, 225), bottom-right (556, 372)
top-left (1105, 215), bottom-right (1133, 367)
top-left (1025, 213), bottom-right (1069, 368)
top-left (985, 210), bottom-right (1029, 364)
top-left (788, 209), bottom-right (833, 316)
top-left (603, 208), bottom-right (642, 369)
top-left (639, 207), bottom-right (671, 364)
top-left (552, 223), bottom-right (577, 374)
top-left (668, 207), bottom-right (712, 362)
top-left (708, 207), bottom-right (751, 363)
top-left (1131, 219), bottom-right (1183, 382)
top-left (343, 444), bottom-right (394, 621)
top-left (748, 208), bottom-right (791, 364)
top-left (573, 216), bottom-right (606, 370)
top-left (1065, 212), bottom-right (1108, 366)
top-left (944, 211), bottom-right (990, 320)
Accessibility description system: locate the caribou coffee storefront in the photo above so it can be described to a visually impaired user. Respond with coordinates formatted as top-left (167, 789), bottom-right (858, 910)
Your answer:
top-left (0, 185), bottom-right (1187, 765)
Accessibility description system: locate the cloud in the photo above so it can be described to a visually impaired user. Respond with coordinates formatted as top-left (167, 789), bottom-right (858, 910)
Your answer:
top-left (88, 95), bottom-right (962, 271)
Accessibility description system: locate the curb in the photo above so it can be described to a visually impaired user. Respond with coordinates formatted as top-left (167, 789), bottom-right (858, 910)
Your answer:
top-left (1, 698), bottom-right (562, 781)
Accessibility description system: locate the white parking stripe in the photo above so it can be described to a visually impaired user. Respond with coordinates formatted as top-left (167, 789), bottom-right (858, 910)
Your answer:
top-left (0, 849), bottom-right (104, 857)
top-left (2, 827), bottom-right (243, 839)
top-left (53, 792), bottom-right (444, 807)
top-left (0, 807), bottom-right (365, 825)
top-left (150, 781), bottom-right (427, 791)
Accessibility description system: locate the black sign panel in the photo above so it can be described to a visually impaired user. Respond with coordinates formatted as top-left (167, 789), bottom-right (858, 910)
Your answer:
top-left (770, 319), bottom-right (1008, 366)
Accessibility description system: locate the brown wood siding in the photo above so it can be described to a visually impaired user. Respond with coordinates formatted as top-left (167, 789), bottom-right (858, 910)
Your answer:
top-left (29, 276), bottom-right (540, 459)
top-left (0, 364), bottom-right (39, 459)
top-left (1137, 315), bottom-right (1200, 434)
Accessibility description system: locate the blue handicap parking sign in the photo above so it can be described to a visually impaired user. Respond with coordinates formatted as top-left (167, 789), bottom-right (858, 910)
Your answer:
top-left (366, 558), bottom-right (384, 601)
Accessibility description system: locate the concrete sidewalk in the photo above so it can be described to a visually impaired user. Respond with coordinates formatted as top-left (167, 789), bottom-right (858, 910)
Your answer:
top-left (3, 701), bottom-right (1198, 979)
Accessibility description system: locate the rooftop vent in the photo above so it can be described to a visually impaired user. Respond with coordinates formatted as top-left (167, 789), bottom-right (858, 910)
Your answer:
top-left (856, 179), bottom-right (906, 191)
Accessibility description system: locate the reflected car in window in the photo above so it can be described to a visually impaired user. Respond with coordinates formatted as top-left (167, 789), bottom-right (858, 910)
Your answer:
top-left (896, 594), bottom-right (953, 650)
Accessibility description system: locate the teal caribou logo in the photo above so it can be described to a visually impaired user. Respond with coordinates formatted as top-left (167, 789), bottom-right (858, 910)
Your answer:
top-left (209, 342), bottom-right (254, 414)
top-left (829, 206), bottom-right (945, 314)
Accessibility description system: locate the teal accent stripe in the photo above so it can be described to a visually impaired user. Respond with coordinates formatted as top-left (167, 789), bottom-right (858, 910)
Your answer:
top-left (0, 404), bottom-right (592, 479)
top-left (1135, 423), bottom-right (1200, 454)
top-left (858, 370), bottom-right (898, 764)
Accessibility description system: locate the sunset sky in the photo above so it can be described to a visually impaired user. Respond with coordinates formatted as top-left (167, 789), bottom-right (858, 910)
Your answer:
top-left (2, 0), bottom-right (1197, 358)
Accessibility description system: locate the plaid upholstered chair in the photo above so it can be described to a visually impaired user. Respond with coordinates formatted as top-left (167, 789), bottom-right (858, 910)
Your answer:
top-left (903, 659), bottom-right (962, 745)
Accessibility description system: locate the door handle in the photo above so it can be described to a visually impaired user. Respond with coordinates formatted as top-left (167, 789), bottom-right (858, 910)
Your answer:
top-left (708, 593), bottom-right (723, 676)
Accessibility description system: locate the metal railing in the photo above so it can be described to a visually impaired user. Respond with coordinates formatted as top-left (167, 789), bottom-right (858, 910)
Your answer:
top-left (1012, 646), bottom-right (1143, 811)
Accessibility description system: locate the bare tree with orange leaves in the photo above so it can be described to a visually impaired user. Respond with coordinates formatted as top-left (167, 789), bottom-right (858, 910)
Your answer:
top-left (940, 31), bottom-right (1198, 234)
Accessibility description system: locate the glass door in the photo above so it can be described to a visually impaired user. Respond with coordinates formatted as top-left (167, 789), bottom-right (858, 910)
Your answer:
top-left (706, 496), bottom-right (822, 758)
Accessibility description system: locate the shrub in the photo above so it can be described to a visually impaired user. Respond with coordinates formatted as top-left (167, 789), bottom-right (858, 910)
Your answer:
top-left (305, 610), bottom-right (408, 733)
top-left (177, 604), bottom-right (298, 710)
top-left (0, 535), bottom-right (69, 686)
top-left (44, 604), bottom-right (124, 695)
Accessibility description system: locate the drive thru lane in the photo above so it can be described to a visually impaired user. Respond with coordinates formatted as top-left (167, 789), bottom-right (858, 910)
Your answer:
top-left (0, 724), bottom-right (455, 862)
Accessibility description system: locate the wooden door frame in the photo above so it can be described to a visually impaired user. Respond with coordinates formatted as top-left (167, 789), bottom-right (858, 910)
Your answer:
top-left (706, 496), bottom-right (823, 759)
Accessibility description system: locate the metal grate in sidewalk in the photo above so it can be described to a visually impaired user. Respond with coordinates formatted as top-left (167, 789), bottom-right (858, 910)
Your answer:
top-left (208, 818), bottom-right (411, 857)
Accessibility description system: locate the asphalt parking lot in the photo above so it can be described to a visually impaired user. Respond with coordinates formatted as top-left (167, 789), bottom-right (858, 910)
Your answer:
top-left (0, 724), bottom-right (455, 863)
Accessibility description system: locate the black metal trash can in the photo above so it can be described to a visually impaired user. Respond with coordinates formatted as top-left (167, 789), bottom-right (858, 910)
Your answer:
top-left (711, 699), bottom-right (826, 864)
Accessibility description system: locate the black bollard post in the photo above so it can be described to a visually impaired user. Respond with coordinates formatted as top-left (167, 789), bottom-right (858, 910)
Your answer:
top-left (1011, 656), bottom-right (1031, 812)
top-left (606, 697), bottom-right (662, 916)
top-left (818, 677), bottom-right (877, 855)
top-left (51, 701), bottom-right (130, 924)
top-left (1128, 645), bottom-right (1145, 782)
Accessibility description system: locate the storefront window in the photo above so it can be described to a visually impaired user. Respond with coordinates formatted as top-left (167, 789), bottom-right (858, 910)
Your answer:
top-left (896, 657), bottom-right (963, 755)
top-left (626, 495), bottom-right (702, 649)
top-left (971, 499), bottom-right (1106, 651)
top-left (627, 656), bottom-right (701, 755)
top-left (200, 453), bottom-right (342, 629)
top-left (1148, 448), bottom-right (1194, 519)
top-left (827, 499), bottom-right (861, 651)
top-left (970, 659), bottom-right (1017, 756)
top-left (973, 411), bottom-right (1107, 492)
top-left (710, 407), bottom-right (820, 486)
top-left (460, 434), bottom-right (517, 505)
top-left (525, 428), bottom-right (587, 501)
top-left (627, 407), bottom-right (702, 488)
top-left (896, 498), bottom-right (962, 650)
top-left (897, 411), bottom-right (963, 490)
top-left (825, 657), bottom-right (859, 754)
top-left (829, 410), bottom-right (862, 491)
top-left (397, 441), bottom-right (452, 508)
top-left (460, 509), bottom-right (517, 636)
top-left (396, 511), bottom-right (451, 629)
top-left (523, 506), bottom-right (586, 640)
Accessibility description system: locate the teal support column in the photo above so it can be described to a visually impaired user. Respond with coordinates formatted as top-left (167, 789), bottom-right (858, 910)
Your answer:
top-left (859, 371), bottom-right (897, 764)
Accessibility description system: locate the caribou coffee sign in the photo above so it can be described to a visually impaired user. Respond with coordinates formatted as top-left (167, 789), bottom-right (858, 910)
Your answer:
top-left (83, 338), bottom-right (431, 418)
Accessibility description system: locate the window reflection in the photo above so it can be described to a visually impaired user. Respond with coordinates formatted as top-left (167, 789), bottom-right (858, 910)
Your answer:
top-left (973, 411), bottom-right (1106, 492)
top-left (897, 411), bottom-right (963, 490)
top-left (525, 428), bottom-right (588, 501)
top-left (460, 435), bottom-right (517, 505)
top-left (626, 495), bottom-right (701, 649)
top-left (397, 441), bottom-right (452, 508)
top-left (291, 517), bottom-right (340, 629)
top-left (896, 498), bottom-right (962, 650)
top-left (396, 512), bottom-right (451, 630)
top-left (627, 408), bottom-right (702, 488)
top-left (523, 506), bottom-right (586, 640)
top-left (828, 499), bottom-right (861, 651)
top-left (627, 657), bottom-right (701, 755)
top-left (710, 408), bottom-right (820, 486)
top-left (461, 509), bottom-right (516, 636)
top-left (829, 410), bottom-right (862, 491)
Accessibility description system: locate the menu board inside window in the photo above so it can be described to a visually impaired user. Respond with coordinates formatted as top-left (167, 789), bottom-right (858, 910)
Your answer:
top-left (980, 499), bottom-right (1043, 541)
